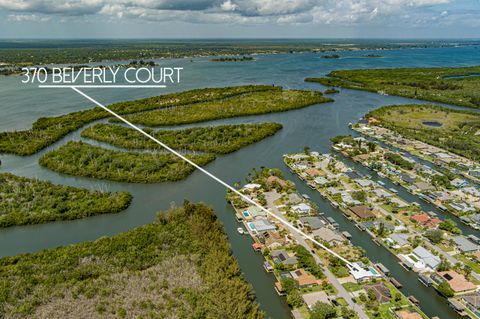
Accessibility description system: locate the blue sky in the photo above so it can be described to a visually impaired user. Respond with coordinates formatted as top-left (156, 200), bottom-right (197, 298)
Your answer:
top-left (0, 0), bottom-right (479, 38)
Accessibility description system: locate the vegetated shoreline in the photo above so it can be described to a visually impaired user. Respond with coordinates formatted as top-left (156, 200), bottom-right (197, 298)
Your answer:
top-left (0, 202), bottom-right (264, 319)
top-left (0, 172), bottom-right (132, 228)
top-left (0, 39), bottom-right (470, 66)
top-left (39, 141), bottom-right (216, 183)
top-left (114, 90), bottom-right (332, 127)
top-left (366, 104), bottom-right (480, 162)
top-left (305, 65), bottom-right (480, 109)
top-left (0, 85), bottom-right (278, 156)
top-left (81, 123), bottom-right (282, 154)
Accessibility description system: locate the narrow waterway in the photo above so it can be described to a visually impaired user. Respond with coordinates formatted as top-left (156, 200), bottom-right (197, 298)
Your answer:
top-left (1, 45), bottom-right (480, 318)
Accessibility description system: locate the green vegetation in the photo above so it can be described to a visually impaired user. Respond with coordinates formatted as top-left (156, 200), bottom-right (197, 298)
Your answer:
top-left (305, 66), bottom-right (480, 108)
top-left (0, 173), bottom-right (131, 227)
top-left (0, 85), bottom-right (276, 155)
top-left (0, 202), bottom-right (264, 318)
top-left (115, 89), bottom-right (332, 126)
top-left (384, 152), bottom-right (414, 170)
top-left (39, 141), bottom-right (215, 183)
top-left (0, 39), bottom-right (447, 65)
top-left (294, 245), bottom-right (325, 279)
top-left (436, 281), bottom-right (455, 297)
top-left (81, 123), bottom-right (282, 154)
top-left (310, 302), bottom-right (336, 319)
top-left (439, 219), bottom-right (462, 235)
top-left (324, 88), bottom-right (340, 94)
top-left (367, 104), bottom-right (480, 161)
top-left (321, 54), bottom-right (340, 59)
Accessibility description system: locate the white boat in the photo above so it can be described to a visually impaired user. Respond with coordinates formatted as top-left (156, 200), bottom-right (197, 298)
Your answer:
top-left (378, 180), bottom-right (385, 186)
top-left (237, 227), bottom-right (245, 235)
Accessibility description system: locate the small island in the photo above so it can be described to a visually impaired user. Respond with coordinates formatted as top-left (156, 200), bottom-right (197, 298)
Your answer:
top-left (0, 172), bottom-right (132, 227)
top-left (321, 54), bottom-right (340, 59)
top-left (324, 88), bottom-right (340, 94)
top-left (362, 54), bottom-right (383, 58)
top-left (39, 141), bottom-right (216, 183)
top-left (211, 56), bottom-right (255, 62)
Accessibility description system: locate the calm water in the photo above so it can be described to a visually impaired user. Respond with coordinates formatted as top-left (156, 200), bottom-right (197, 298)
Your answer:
top-left (1, 45), bottom-right (480, 319)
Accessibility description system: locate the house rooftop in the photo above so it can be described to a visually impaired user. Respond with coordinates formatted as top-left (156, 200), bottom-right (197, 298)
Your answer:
top-left (364, 282), bottom-right (391, 304)
top-left (300, 216), bottom-right (324, 230)
top-left (452, 236), bottom-right (478, 253)
top-left (302, 291), bottom-right (330, 309)
top-left (438, 270), bottom-right (477, 293)
top-left (348, 205), bottom-right (375, 219)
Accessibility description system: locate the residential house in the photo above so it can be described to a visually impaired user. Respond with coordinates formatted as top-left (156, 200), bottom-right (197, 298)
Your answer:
top-left (290, 268), bottom-right (318, 287)
top-left (300, 216), bottom-right (324, 230)
top-left (348, 205), bottom-right (376, 219)
top-left (395, 310), bottom-right (423, 319)
top-left (264, 231), bottom-right (286, 249)
top-left (414, 181), bottom-right (434, 192)
top-left (401, 246), bottom-right (440, 271)
top-left (305, 168), bottom-right (323, 177)
top-left (356, 179), bottom-right (374, 188)
top-left (451, 236), bottom-right (479, 253)
top-left (437, 271), bottom-right (477, 294)
top-left (401, 174), bottom-right (416, 184)
top-left (350, 262), bottom-right (382, 281)
top-left (302, 291), bottom-right (331, 310)
top-left (267, 176), bottom-right (287, 188)
top-left (314, 176), bottom-right (330, 186)
top-left (271, 249), bottom-right (298, 267)
top-left (461, 292), bottom-right (480, 315)
top-left (389, 197), bottom-right (409, 208)
top-left (341, 192), bottom-right (362, 206)
top-left (248, 219), bottom-right (276, 234)
top-left (387, 233), bottom-right (410, 249)
top-left (450, 202), bottom-right (476, 213)
top-left (451, 178), bottom-right (468, 188)
top-left (364, 282), bottom-right (391, 304)
top-left (410, 213), bottom-right (442, 229)
top-left (244, 205), bottom-right (267, 219)
top-left (344, 171), bottom-right (362, 180)
top-left (312, 227), bottom-right (345, 246)
top-left (373, 188), bottom-right (393, 198)
top-left (292, 203), bottom-right (312, 214)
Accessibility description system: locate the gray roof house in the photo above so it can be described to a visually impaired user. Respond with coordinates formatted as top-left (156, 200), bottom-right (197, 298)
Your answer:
top-left (271, 249), bottom-right (298, 266)
top-left (412, 246), bottom-right (441, 270)
top-left (389, 233), bottom-right (410, 247)
top-left (300, 216), bottom-right (324, 230)
top-left (452, 236), bottom-right (479, 253)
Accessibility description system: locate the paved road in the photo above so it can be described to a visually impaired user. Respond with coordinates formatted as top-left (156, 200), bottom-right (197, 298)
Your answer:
top-left (264, 193), bottom-right (370, 319)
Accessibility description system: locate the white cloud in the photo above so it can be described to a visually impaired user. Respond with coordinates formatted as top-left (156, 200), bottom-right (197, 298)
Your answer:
top-left (0, 0), bottom-right (468, 28)
top-left (7, 13), bottom-right (51, 21)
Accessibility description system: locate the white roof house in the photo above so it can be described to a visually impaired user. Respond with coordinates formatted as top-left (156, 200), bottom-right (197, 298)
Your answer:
top-left (415, 246), bottom-right (441, 268)
top-left (292, 203), bottom-right (312, 214)
top-left (350, 262), bottom-right (382, 281)
top-left (243, 183), bottom-right (261, 190)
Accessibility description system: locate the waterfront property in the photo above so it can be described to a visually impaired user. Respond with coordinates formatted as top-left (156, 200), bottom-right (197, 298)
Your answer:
top-left (283, 151), bottom-right (479, 318)
top-left (227, 167), bottom-right (426, 319)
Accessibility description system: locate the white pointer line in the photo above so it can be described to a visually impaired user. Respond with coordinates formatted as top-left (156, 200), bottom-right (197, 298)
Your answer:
top-left (70, 86), bottom-right (354, 268)
top-left (39, 85), bottom-right (166, 89)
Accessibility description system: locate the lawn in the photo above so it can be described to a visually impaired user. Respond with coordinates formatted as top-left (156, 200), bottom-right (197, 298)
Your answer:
top-left (342, 282), bottom-right (364, 292)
